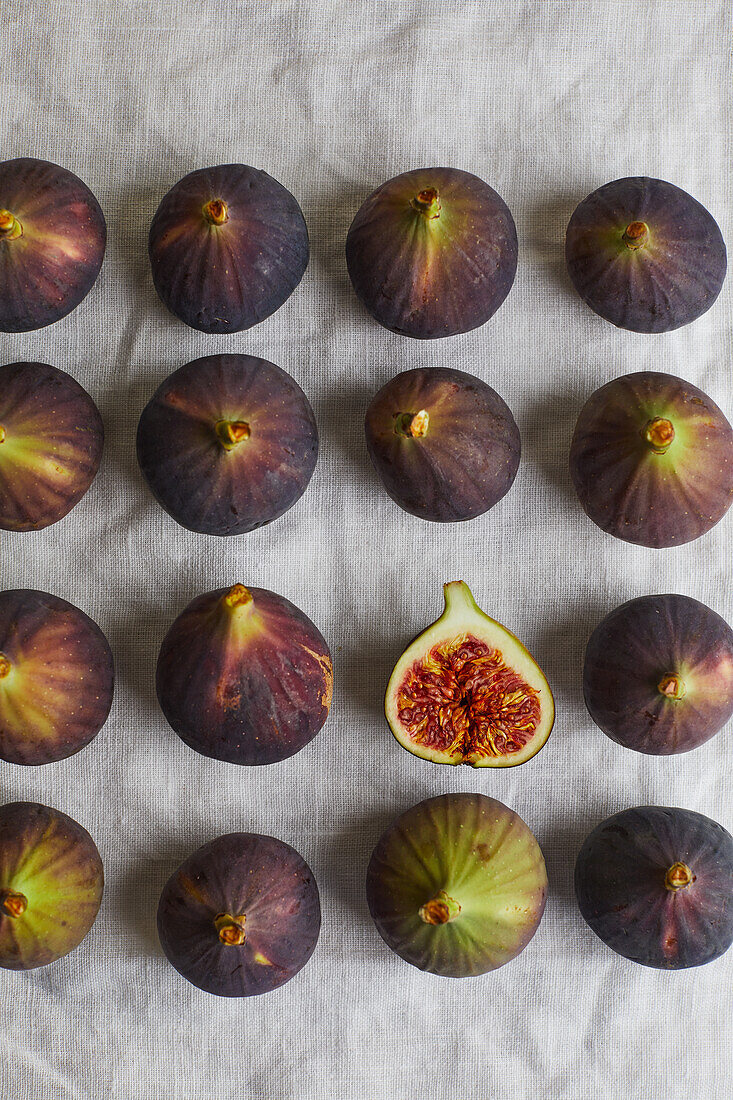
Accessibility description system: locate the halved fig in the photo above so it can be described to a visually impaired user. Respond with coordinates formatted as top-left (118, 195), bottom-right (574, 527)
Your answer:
top-left (385, 581), bottom-right (554, 767)
top-left (346, 167), bottom-right (517, 339)
top-left (565, 177), bottom-right (726, 332)
top-left (157, 831), bottom-right (321, 997)
top-left (0, 589), bottom-right (114, 765)
top-left (0, 361), bottom-right (104, 531)
top-left (583, 594), bottom-right (733, 755)
top-left (570, 371), bottom-right (733, 547)
top-left (136, 354), bottom-right (318, 536)
top-left (148, 164), bottom-right (309, 333)
top-left (364, 367), bottom-right (520, 521)
top-left (575, 806), bottom-right (733, 969)
top-left (0, 158), bottom-right (106, 332)
top-left (156, 584), bottom-right (332, 765)
top-left (0, 801), bottom-right (104, 970)
top-left (366, 793), bottom-right (547, 976)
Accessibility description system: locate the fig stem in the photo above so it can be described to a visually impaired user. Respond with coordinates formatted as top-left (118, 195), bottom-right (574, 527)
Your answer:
top-left (0, 210), bottom-right (23, 240)
top-left (658, 673), bottom-right (686, 700)
top-left (0, 654), bottom-right (11, 678)
top-left (394, 410), bottom-right (429, 438)
top-left (1, 890), bottom-right (28, 918)
top-left (622, 221), bottom-right (649, 250)
top-left (215, 419), bottom-right (251, 449)
top-left (214, 912), bottom-right (246, 945)
top-left (410, 188), bottom-right (441, 220)
top-left (419, 890), bottom-right (461, 925)
top-left (643, 417), bottom-right (675, 454)
top-left (665, 862), bottom-right (694, 891)
top-left (203, 198), bottom-right (229, 226)
top-left (224, 584), bottom-right (254, 611)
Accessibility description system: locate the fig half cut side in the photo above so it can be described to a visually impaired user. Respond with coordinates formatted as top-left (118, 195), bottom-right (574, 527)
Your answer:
top-left (385, 581), bottom-right (554, 767)
top-left (366, 793), bottom-right (547, 976)
top-left (583, 594), bottom-right (733, 755)
top-left (0, 801), bottom-right (103, 970)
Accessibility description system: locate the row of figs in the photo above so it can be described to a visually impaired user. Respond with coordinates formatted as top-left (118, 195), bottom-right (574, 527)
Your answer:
top-left (2, 794), bottom-right (732, 994)
top-left (2, 357), bottom-right (732, 548)
top-left (0, 157), bottom-right (727, 336)
top-left (2, 582), bottom-right (733, 769)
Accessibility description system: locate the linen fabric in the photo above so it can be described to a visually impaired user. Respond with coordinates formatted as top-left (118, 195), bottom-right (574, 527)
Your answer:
top-left (1, 2), bottom-right (731, 1097)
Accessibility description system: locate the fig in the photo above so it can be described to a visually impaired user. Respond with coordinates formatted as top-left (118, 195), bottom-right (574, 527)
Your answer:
top-left (136, 354), bottom-right (318, 536)
top-left (345, 167), bottom-right (517, 339)
top-left (157, 831), bottom-right (320, 997)
top-left (565, 177), bottom-right (726, 332)
top-left (0, 801), bottom-right (103, 970)
top-left (156, 584), bottom-right (332, 765)
top-left (575, 806), bottom-right (733, 969)
top-left (364, 367), bottom-right (520, 522)
top-left (366, 793), bottom-right (547, 976)
top-left (148, 164), bottom-right (309, 333)
top-left (385, 581), bottom-right (554, 767)
top-left (0, 157), bottom-right (106, 332)
top-left (584, 594), bottom-right (733, 755)
top-left (0, 589), bottom-right (114, 765)
top-left (570, 371), bottom-right (733, 548)
top-left (0, 361), bottom-right (104, 531)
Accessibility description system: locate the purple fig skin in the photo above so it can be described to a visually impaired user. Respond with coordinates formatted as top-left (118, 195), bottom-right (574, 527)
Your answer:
top-left (575, 807), bottom-right (733, 969)
top-left (157, 832), bottom-right (321, 997)
top-left (148, 164), bottom-right (309, 333)
top-left (569, 371), bottom-right (733, 547)
top-left (584, 595), bottom-right (733, 755)
top-left (366, 793), bottom-right (547, 976)
top-left (565, 177), bottom-right (726, 332)
top-left (346, 167), bottom-right (517, 339)
top-left (0, 802), bottom-right (104, 970)
top-left (136, 354), bottom-right (318, 536)
top-left (0, 158), bottom-right (106, 332)
top-left (365, 367), bottom-right (520, 521)
top-left (0, 362), bottom-right (104, 532)
top-left (0, 590), bottom-right (114, 766)
top-left (156, 585), bottom-right (333, 765)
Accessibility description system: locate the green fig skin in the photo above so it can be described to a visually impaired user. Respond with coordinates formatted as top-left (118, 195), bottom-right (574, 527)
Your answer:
top-left (0, 589), bottom-right (114, 765)
top-left (575, 807), bottom-right (733, 969)
top-left (366, 793), bottom-right (547, 976)
top-left (570, 371), bottom-right (733, 548)
top-left (0, 361), bottom-right (104, 532)
top-left (364, 367), bottom-right (520, 521)
top-left (0, 158), bottom-right (106, 333)
top-left (346, 167), bottom-right (517, 339)
top-left (156, 584), bottom-right (332, 765)
top-left (583, 595), bottom-right (733, 755)
top-left (0, 802), bottom-right (103, 970)
top-left (157, 832), bottom-right (321, 997)
top-left (565, 177), bottom-right (726, 332)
